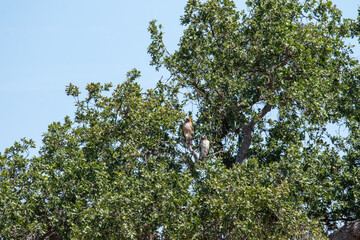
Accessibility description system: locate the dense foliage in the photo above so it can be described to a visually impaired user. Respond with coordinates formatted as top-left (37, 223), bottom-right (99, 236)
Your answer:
top-left (2, 0), bottom-right (360, 239)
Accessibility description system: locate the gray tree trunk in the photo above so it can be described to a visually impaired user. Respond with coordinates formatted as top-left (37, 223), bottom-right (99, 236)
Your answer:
top-left (329, 220), bottom-right (360, 240)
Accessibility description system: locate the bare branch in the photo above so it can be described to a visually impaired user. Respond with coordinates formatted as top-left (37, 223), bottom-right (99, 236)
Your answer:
top-left (205, 149), bottom-right (226, 159)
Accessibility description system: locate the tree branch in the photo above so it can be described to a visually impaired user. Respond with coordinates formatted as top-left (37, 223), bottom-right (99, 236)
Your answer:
top-left (186, 145), bottom-right (198, 163)
top-left (235, 103), bottom-right (272, 164)
top-left (234, 51), bottom-right (287, 165)
top-left (206, 149), bottom-right (225, 158)
top-left (196, 149), bottom-right (226, 164)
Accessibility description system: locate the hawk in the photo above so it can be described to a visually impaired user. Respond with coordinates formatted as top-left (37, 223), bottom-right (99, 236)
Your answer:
top-left (199, 135), bottom-right (210, 159)
top-left (182, 117), bottom-right (194, 149)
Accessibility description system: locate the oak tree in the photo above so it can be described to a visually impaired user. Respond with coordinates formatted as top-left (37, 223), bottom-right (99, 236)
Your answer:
top-left (2, 0), bottom-right (360, 239)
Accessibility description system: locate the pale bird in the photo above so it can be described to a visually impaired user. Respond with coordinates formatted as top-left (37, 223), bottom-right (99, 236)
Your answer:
top-left (182, 117), bottom-right (194, 149)
top-left (199, 135), bottom-right (210, 159)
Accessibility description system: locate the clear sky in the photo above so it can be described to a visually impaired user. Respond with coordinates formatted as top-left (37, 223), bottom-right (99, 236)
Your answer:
top-left (0, 0), bottom-right (359, 154)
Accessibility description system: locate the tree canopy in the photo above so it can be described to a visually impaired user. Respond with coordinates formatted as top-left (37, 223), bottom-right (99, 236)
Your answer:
top-left (2, 0), bottom-right (360, 239)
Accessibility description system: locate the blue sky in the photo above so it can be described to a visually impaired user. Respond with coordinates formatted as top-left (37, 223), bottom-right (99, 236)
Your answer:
top-left (0, 1), bottom-right (359, 154)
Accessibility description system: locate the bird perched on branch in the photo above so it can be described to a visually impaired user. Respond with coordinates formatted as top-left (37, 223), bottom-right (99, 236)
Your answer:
top-left (182, 117), bottom-right (194, 149)
top-left (199, 135), bottom-right (210, 159)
